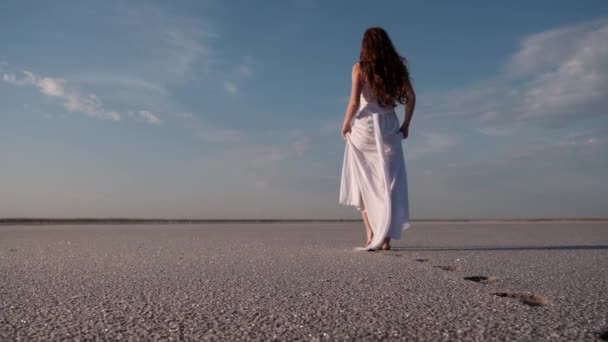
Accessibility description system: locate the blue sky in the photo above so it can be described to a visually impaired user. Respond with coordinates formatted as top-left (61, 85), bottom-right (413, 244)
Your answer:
top-left (1, 1), bottom-right (607, 219)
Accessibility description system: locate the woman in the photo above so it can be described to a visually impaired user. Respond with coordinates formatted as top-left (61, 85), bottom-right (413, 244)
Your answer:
top-left (339, 27), bottom-right (416, 251)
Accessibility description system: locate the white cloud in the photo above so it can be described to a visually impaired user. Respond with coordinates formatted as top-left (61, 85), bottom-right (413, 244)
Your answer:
top-left (119, 3), bottom-right (218, 79)
top-left (509, 132), bottom-right (608, 160)
top-left (518, 24), bottom-right (608, 120)
top-left (37, 77), bottom-right (66, 97)
top-left (3, 66), bottom-right (167, 124)
top-left (418, 19), bottom-right (608, 128)
top-left (220, 56), bottom-right (255, 95)
top-left (161, 26), bottom-right (213, 77)
top-left (3, 71), bottom-right (37, 86)
top-left (2, 69), bottom-right (120, 121)
top-left (2, 73), bottom-right (16, 83)
top-left (133, 110), bottom-right (161, 125)
top-left (70, 74), bottom-right (167, 95)
top-left (223, 81), bottom-right (238, 95)
top-left (418, 127), bottom-right (608, 200)
top-left (464, 129), bottom-right (604, 172)
top-left (507, 24), bottom-right (589, 76)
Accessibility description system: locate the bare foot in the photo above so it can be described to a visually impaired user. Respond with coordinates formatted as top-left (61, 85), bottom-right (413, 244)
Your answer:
top-left (361, 210), bottom-right (373, 248)
top-left (380, 238), bottom-right (391, 251)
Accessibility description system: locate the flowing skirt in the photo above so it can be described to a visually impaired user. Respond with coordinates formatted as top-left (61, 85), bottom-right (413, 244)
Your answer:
top-left (339, 109), bottom-right (411, 251)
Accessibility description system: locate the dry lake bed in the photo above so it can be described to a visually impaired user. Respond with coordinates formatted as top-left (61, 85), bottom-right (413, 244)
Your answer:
top-left (1, 222), bottom-right (607, 341)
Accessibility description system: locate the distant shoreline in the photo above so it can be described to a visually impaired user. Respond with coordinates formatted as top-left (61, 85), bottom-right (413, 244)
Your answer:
top-left (1, 217), bottom-right (607, 225)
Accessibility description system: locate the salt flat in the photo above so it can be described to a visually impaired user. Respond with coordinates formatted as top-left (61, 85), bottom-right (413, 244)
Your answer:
top-left (1, 222), bottom-right (607, 341)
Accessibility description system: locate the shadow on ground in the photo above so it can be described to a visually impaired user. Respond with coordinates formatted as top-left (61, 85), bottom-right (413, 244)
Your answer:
top-left (392, 245), bottom-right (608, 251)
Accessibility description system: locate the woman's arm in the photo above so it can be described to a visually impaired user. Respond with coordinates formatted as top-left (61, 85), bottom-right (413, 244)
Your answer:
top-left (400, 78), bottom-right (416, 139)
top-left (341, 63), bottom-right (363, 139)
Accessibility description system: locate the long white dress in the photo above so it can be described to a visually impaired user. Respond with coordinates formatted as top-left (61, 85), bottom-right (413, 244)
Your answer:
top-left (339, 81), bottom-right (411, 251)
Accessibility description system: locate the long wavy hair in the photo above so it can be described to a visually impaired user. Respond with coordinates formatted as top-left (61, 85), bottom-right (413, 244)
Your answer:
top-left (359, 27), bottom-right (411, 108)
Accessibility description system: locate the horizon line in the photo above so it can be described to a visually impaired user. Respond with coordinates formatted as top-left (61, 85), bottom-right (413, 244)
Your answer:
top-left (1, 217), bottom-right (607, 226)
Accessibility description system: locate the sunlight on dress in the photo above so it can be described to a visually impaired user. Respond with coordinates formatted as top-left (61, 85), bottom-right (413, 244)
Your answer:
top-left (339, 82), bottom-right (411, 251)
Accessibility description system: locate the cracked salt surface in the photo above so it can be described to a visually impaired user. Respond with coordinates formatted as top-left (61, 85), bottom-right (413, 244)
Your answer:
top-left (0, 222), bottom-right (607, 341)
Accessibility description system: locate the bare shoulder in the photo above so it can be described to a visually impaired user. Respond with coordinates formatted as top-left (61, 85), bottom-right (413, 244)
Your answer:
top-left (351, 62), bottom-right (362, 80)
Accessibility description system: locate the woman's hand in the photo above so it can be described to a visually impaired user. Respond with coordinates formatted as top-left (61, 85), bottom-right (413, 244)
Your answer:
top-left (341, 124), bottom-right (351, 140)
top-left (400, 125), bottom-right (409, 140)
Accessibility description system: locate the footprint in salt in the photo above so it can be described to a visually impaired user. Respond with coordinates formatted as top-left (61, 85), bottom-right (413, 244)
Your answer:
top-left (492, 292), bottom-right (549, 307)
top-left (595, 329), bottom-right (608, 341)
top-left (464, 275), bottom-right (498, 284)
top-left (434, 265), bottom-right (463, 271)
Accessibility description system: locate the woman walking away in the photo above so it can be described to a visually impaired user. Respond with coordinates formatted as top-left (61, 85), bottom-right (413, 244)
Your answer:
top-left (339, 27), bottom-right (416, 251)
